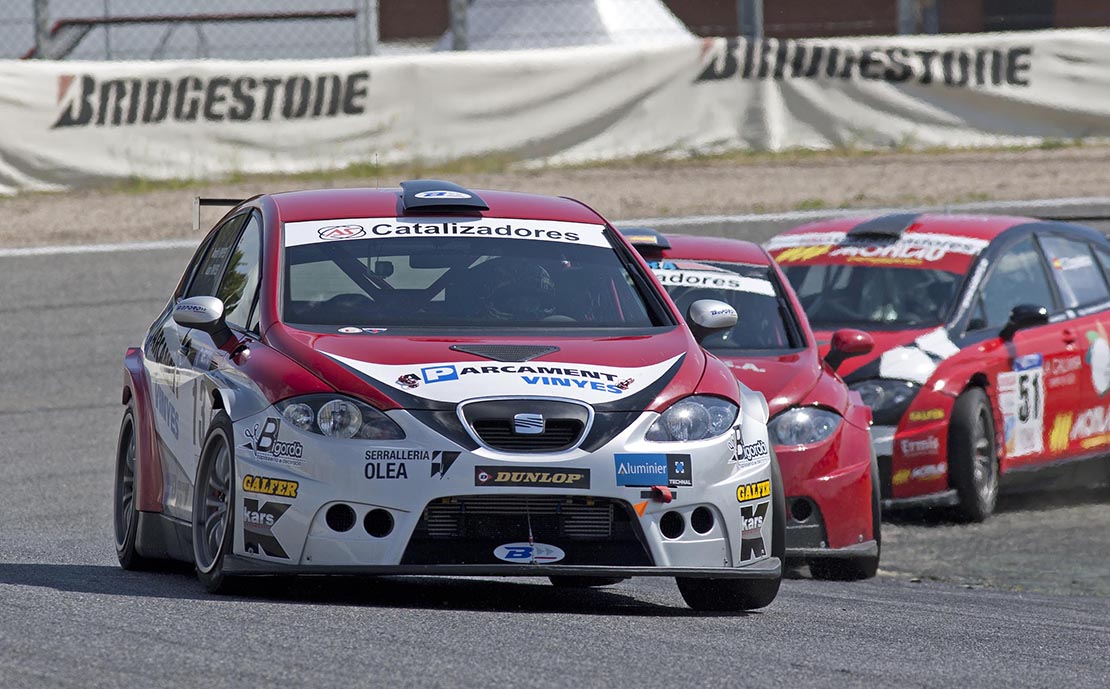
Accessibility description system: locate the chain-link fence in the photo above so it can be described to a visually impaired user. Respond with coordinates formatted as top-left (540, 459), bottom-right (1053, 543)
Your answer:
top-left (5, 1), bottom-right (1110, 61)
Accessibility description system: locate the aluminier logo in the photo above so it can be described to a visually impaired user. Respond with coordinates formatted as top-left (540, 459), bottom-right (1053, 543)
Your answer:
top-left (513, 413), bottom-right (545, 435)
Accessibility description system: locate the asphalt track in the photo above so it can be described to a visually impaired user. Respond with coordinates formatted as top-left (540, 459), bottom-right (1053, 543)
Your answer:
top-left (2, 202), bottom-right (1110, 688)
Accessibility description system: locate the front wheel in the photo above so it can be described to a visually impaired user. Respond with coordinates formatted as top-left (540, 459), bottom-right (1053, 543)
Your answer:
top-left (114, 405), bottom-right (155, 570)
top-left (677, 449), bottom-right (785, 611)
top-left (948, 387), bottom-right (998, 522)
top-left (193, 413), bottom-right (238, 593)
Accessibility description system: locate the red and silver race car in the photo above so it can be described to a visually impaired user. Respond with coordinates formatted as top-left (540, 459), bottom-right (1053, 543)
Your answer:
top-left (768, 213), bottom-right (1110, 521)
top-left (113, 180), bottom-right (785, 611)
top-left (622, 228), bottom-right (880, 580)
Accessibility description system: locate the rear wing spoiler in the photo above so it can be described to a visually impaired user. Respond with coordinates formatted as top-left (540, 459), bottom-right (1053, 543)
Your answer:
top-left (192, 197), bottom-right (243, 231)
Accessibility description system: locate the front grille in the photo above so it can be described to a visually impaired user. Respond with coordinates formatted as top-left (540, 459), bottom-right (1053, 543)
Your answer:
top-left (472, 418), bottom-right (583, 452)
top-left (402, 495), bottom-right (653, 566)
top-left (422, 495), bottom-right (613, 539)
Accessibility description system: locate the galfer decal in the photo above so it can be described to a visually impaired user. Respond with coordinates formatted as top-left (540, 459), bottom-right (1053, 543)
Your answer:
top-left (242, 474), bottom-right (299, 498)
top-left (878, 327), bottom-right (961, 385)
top-left (908, 408), bottom-right (945, 422)
top-left (997, 353), bottom-right (1044, 458)
top-left (736, 479), bottom-right (771, 503)
top-left (324, 354), bottom-right (683, 404)
top-left (242, 418), bottom-right (305, 466)
top-left (243, 499), bottom-right (290, 559)
top-left (474, 466), bottom-right (590, 489)
top-left (284, 217), bottom-right (610, 248)
top-left (739, 502), bottom-right (768, 561)
top-left (613, 453), bottom-right (691, 488)
top-left (494, 542), bottom-right (565, 564)
top-left (651, 269), bottom-right (775, 297)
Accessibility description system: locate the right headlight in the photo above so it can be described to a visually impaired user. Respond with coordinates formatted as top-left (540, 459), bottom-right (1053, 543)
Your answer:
top-left (275, 394), bottom-right (405, 440)
top-left (768, 407), bottom-right (842, 446)
top-left (849, 379), bottom-right (920, 425)
top-left (645, 395), bottom-right (738, 442)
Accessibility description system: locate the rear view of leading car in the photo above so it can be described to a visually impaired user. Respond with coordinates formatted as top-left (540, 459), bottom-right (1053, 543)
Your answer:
top-left (113, 180), bottom-right (785, 611)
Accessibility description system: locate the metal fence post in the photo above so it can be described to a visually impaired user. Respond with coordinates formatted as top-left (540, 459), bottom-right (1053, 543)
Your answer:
top-left (33, 0), bottom-right (50, 59)
top-left (356, 0), bottom-right (378, 55)
top-left (897, 0), bottom-right (917, 34)
top-left (737, 0), bottom-right (763, 40)
top-left (449, 0), bottom-right (468, 50)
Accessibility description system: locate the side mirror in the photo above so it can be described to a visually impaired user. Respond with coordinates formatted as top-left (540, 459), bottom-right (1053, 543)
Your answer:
top-left (1000, 304), bottom-right (1049, 341)
top-left (686, 299), bottom-right (738, 344)
top-left (173, 296), bottom-right (232, 348)
top-left (825, 328), bottom-right (874, 372)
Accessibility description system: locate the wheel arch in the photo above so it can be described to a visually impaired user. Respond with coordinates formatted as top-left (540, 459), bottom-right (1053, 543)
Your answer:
top-left (122, 347), bottom-right (165, 513)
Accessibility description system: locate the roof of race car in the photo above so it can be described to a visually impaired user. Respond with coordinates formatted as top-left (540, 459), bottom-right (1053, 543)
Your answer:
top-left (269, 187), bottom-right (605, 225)
top-left (777, 213), bottom-right (1036, 242)
top-left (635, 233), bottom-right (773, 266)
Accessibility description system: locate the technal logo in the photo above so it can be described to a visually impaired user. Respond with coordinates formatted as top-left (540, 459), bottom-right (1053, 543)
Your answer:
top-left (899, 436), bottom-right (940, 457)
top-left (317, 225), bottom-right (366, 240)
top-left (739, 502), bottom-right (768, 561)
top-left (243, 418), bottom-right (304, 465)
top-left (493, 542), bottom-right (565, 564)
top-left (242, 499), bottom-right (290, 559)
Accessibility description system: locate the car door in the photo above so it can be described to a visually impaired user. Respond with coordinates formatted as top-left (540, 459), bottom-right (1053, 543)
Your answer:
top-left (144, 212), bottom-right (247, 519)
top-left (1037, 233), bottom-right (1110, 459)
top-left (965, 234), bottom-right (1070, 470)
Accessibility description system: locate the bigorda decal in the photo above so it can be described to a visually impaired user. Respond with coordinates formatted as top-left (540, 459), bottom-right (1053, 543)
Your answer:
top-left (997, 353), bottom-right (1045, 457)
top-left (243, 498), bottom-right (290, 559)
top-left (284, 217), bottom-right (610, 248)
top-left (736, 479), bottom-right (771, 503)
top-left (242, 474), bottom-right (299, 498)
top-left (475, 466), bottom-right (590, 489)
top-left (242, 418), bottom-right (305, 466)
top-left (324, 353), bottom-right (682, 404)
top-left (739, 501), bottom-right (768, 561)
top-left (1086, 325), bottom-right (1110, 395)
top-left (494, 542), bottom-right (565, 564)
top-left (613, 454), bottom-right (692, 488)
top-left (733, 438), bottom-right (769, 463)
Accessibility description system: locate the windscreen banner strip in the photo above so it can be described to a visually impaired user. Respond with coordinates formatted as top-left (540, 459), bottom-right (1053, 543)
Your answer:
top-left (284, 217), bottom-right (610, 248)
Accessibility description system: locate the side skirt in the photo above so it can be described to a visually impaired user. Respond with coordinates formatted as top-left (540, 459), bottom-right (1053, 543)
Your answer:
top-left (136, 511), bottom-right (194, 564)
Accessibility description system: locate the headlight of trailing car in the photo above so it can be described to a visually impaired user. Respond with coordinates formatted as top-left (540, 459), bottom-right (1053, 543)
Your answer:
top-left (646, 396), bottom-right (738, 442)
top-left (849, 379), bottom-right (920, 425)
top-left (276, 395), bottom-right (405, 440)
top-left (768, 407), bottom-right (841, 446)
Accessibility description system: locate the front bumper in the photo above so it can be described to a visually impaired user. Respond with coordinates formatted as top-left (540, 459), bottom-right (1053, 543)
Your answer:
top-left (229, 403), bottom-right (779, 576)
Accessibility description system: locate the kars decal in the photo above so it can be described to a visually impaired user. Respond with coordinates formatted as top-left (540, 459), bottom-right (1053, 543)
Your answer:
top-left (323, 354), bottom-right (682, 405)
top-left (739, 502), bottom-right (768, 561)
top-left (998, 353), bottom-right (1045, 457)
top-left (243, 498), bottom-right (290, 559)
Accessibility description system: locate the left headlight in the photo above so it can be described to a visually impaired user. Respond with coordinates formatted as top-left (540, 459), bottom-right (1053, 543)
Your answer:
top-left (275, 395), bottom-right (405, 440)
top-left (768, 407), bottom-right (841, 446)
top-left (645, 395), bottom-right (738, 442)
top-left (849, 378), bottom-right (920, 425)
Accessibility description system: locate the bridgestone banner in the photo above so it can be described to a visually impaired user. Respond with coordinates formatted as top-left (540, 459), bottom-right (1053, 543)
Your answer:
top-left (2, 29), bottom-right (1110, 194)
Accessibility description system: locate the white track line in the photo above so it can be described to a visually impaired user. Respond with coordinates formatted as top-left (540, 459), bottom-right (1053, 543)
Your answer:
top-left (3, 196), bottom-right (1110, 258)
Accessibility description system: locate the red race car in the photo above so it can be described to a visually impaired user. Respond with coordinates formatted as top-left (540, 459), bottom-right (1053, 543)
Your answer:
top-left (622, 228), bottom-right (881, 580)
top-left (767, 213), bottom-right (1110, 521)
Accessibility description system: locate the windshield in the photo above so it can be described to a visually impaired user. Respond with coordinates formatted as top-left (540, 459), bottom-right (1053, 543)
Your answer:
top-left (782, 264), bottom-right (963, 328)
top-left (283, 217), bottom-right (661, 329)
top-left (651, 260), bottom-right (803, 351)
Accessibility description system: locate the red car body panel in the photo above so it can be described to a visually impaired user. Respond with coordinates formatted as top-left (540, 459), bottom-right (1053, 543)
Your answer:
top-left (123, 347), bottom-right (164, 513)
top-left (639, 233), bottom-right (878, 555)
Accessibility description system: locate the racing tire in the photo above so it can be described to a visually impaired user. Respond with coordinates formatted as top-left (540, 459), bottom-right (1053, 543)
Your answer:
top-left (676, 449), bottom-right (785, 612)
top-left (114, 405), bottom-right (156, 571)
top-left (548, 576), bottom-right (627, 588)
top-left (192, 413), bottom-right (239, 594)
top-left (948, 387), bottom-right (998, 523)
top-left (809, 448), bottom-right (881, 581)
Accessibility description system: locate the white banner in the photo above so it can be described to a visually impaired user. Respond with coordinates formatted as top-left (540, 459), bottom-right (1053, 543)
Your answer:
top-left (2, 29), bottom-right (1110, 194)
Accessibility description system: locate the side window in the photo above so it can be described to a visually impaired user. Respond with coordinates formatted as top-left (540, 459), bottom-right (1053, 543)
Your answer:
top-left (1040, 235), bottom-right (1110, 308)
top-left (1095, 245), bottom-right (1110, 282)
top-left (186, 214), bottom-right (247, 298)
top-left (976, 237), bottom-right (1055, 329)
top-left (218, 214), bottom-right (263, 329)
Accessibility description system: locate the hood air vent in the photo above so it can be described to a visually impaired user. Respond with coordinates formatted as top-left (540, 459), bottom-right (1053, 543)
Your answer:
top-left (449, 344), bottom-right (560, 362)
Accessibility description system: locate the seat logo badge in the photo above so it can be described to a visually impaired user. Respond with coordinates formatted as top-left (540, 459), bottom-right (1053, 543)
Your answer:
top-left (513, 413), bottom-right (545, 435)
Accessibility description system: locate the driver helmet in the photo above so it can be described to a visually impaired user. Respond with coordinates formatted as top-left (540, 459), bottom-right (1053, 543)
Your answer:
top-left (474, 258), bottom-right (556, 320)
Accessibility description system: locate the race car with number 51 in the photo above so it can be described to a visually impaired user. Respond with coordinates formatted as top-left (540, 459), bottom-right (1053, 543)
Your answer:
top-left (768, 213), bottom-right (1110, 521)
top-left (113, 180), bottom-right (785, 611)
